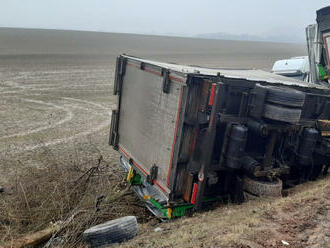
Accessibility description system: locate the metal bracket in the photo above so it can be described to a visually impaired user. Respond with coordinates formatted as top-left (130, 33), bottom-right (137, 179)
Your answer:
top-left (109, 109), bottom-right (119, 150)
top-left (162, 69), bottom-right (171, 94)
top-left (147, 164), bottom-right (158, 185)
top-left (140, 62), bottom-right (145, 70)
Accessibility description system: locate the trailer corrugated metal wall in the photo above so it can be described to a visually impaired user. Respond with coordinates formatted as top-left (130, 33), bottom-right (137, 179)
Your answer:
top-left (116, 59), bottom-right (187, 196)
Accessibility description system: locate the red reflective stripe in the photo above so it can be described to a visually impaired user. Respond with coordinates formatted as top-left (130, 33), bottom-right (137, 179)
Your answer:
top-left (126, 62), bottom-right (140, 69)
top-left (118, 145), bottom-right (148, 175)
top-left (208, 83), bottom-right (217, 106)
top-left (324, 35), bottom-right (330, 68)
top-left (144, 67), bottom-right (162, 77)
top-left (169, 75), bottom-right (184, 83)
top-left (154, 181), bottom-right (168, 194)
top-left (167, 87), bottom-right (183, 186)
top-left (191, 183), bottom-right (198, 204)
top-left (119, 146), bottom-right (130, 159)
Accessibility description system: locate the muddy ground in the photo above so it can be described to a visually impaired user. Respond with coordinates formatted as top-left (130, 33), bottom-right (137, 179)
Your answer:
top-left (0, 28), bottom-right (306, 183)
top-left (2, 28), bottom-right (327, 248)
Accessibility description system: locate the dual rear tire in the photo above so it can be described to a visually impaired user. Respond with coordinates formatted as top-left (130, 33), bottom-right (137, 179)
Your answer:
top-left (255, 84), bottom-right (306, 123)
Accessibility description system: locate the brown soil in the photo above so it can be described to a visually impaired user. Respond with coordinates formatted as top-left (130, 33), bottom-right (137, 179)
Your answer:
top-left (249, 183), bottom-right (330, 248)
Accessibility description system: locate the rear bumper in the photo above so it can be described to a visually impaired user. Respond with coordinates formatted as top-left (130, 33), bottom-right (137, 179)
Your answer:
top-left (119, 157), bottom-right (167, 201)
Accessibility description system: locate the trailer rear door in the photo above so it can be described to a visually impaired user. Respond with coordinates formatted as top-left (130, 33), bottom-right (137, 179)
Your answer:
top-left (111, 56), bottom-right (187, 197)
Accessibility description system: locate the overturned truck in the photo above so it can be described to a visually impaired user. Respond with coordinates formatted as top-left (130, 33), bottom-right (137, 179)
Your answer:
top-left (109, 55), bottom-right (330, 219)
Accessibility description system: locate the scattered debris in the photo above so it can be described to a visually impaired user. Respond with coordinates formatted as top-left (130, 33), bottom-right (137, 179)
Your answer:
top-left (281, 240), bottom-right (290, 246)
top-left (154, 227), bottom-right (163, 232)
top-left (83, 216), bottom-right (138, 247)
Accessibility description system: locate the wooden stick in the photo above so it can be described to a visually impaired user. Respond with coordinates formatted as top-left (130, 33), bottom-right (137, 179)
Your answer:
top-left (1, 223), bottom-right (60, 248)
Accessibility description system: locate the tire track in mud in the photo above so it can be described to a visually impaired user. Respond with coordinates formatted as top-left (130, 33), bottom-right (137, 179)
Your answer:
top-left (21, 118), bottom-right (111, 152)
top-left (0, 97), bottom-right (115, 153)
top-left (0, 66), bottom-right (114, 155)
top-left (0, 98), bottom-right (73, 140)
top-left (62, 97), bottom-right (112, 111)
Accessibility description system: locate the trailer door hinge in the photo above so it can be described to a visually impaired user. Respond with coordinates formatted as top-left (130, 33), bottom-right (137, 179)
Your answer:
top-left (109, 109), bottom-right (119, 149)
top-left (147, 164), bottom-right (158, 185)
top-left (113, 57), bottom-right (127, 95)
top-left (162, 69), bottom-right (171, 94)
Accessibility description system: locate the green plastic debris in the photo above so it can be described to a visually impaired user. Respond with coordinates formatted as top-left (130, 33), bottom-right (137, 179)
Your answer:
top-left (131, 173), bottom-right (142, 185)
top-left (126, 170), bottom-right (143, 185)
top-left (318, 64), bottom-right (328, 80)
top-left (172, 205), bottom-right (194, 217)
top-left (148, 197), bottom-right (193, 219)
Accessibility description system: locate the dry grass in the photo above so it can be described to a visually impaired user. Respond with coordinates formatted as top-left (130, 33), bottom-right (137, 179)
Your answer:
top-left (0, 148), bottom-right (151, 247)
top-left (119, 175), bottom-right (330, 248)
top-left (1, 147), bottom-right (329, 248)
top-left (2, 165), bottom-right (329, 248)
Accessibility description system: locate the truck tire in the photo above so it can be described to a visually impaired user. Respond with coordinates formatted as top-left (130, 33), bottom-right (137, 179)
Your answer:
top-left (243, 191), bottom-right (259, 201)
top-left (242, 176), bottom-right (282, 197)
top-left (263, 103), bottom-right (302, 123)
top-left (266, 86), bottom-right (305, 107)
top-left (83, 216), bottom-right (138, 247)
top-left (257, 84), bottom-right (306, 107)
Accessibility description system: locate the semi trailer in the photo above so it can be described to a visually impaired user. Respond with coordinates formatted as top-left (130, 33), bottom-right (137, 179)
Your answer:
top-left (109, 54), bottom-right (330, 219)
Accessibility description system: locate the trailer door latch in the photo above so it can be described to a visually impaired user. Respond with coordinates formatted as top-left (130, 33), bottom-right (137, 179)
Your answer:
top-left (162, 69), bottom-right (171, 94)
top-left (147, 164), bottom-right (158, 185)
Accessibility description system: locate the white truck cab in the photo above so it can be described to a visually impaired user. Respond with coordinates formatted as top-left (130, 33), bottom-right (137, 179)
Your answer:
top-left (271, 56), bottom-right (310, 82)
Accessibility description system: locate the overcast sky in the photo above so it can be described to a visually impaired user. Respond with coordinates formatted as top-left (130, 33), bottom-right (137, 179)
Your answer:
top-left (0, 0), bottom-right (329, 37)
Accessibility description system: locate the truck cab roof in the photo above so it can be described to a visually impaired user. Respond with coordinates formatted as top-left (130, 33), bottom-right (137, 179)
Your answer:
top-left (271, 56), bottom-right (309, 76)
